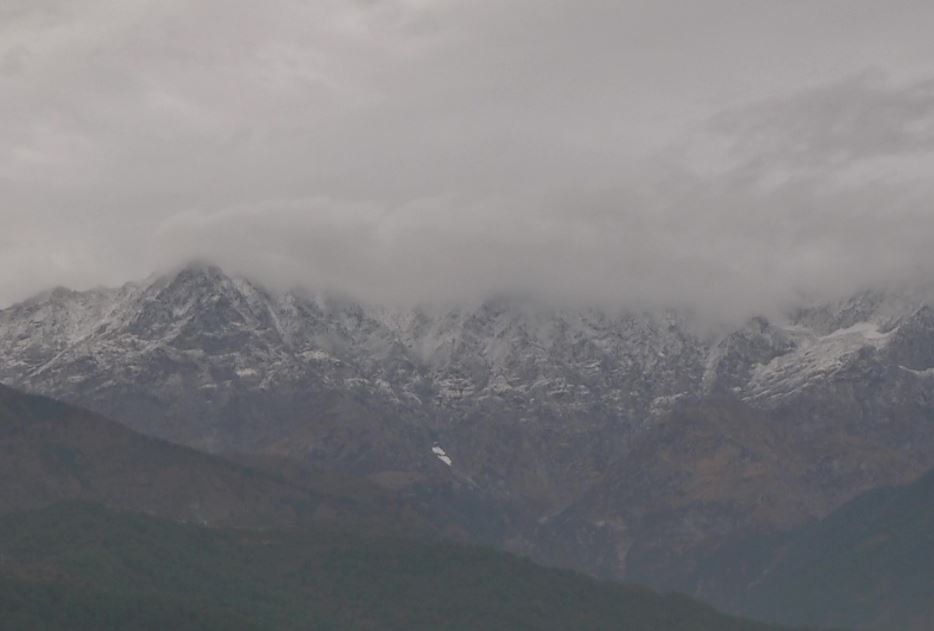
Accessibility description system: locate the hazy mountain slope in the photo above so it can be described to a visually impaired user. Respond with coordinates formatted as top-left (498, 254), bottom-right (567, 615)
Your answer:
top-left (533, 396), bottom-right (920, 589)
top-left (690, 467), bottom-right (934, 630)
top-left (0, 384), bottom-right (431, 535)
top-left (0, 265), bottom-right (445, 474)
top-left (2, 263), bottom-right (934, 587)
top-left (0, 502), bottom-right (791, 631)
top-left (0, 577), bottom-right (258, 631)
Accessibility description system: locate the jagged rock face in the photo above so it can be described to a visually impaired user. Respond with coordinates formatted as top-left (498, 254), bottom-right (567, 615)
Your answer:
top-left (0, 265), bottom-right (710, 487)
top-left (2, 264), bottom-right (934, 585)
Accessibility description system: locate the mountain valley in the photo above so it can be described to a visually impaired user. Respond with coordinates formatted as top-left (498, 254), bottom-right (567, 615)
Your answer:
top-left (2, 264), bottom-right (933, 628)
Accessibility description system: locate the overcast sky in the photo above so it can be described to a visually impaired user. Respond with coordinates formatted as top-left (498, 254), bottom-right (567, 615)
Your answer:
top-left (2, 0), bottom-right (934, 317)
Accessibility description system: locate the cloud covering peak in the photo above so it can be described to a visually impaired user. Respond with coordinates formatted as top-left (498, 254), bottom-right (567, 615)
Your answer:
top-left (2, 1), bottom-right (934, 319)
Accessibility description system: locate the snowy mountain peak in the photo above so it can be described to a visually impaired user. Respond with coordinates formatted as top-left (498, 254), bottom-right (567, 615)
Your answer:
top-left (3, 265), bottom-right (934, 586)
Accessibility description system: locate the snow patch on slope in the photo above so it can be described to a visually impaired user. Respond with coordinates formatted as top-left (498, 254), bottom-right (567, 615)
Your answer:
top-left (745, 320), bottom-right (898, 406)
top-left (825, 321), bottom-right (894, 341)
top-left (432, 444), bottom-right (452, 466)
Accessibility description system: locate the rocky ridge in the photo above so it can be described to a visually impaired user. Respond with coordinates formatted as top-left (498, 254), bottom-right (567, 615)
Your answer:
top-left (2, 263), bottom-right (933, 586)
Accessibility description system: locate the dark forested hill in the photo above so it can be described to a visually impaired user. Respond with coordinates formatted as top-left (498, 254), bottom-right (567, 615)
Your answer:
top-left (0, 384), bottom-right (794, 629)
top-left (0, 502), bottom-right (789, 631)
top-left (691, 468), bottom-right (934, 630)
top-left (0, 383), bottom-right (431, 535)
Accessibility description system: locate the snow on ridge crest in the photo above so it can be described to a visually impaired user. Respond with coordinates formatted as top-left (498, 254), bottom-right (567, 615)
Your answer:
top-left (1, 264), bottom-right (933, 431)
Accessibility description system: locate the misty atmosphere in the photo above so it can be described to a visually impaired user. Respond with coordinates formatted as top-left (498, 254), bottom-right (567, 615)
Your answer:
top-left (2, 2), bottom-right (934, 630)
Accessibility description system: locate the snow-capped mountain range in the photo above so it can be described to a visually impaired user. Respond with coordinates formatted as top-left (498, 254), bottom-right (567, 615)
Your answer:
top-left (2, 262), bottom-right (933, 585)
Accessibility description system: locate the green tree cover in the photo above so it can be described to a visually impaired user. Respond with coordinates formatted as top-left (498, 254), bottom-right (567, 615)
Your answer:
top-left (0, 503), bottom-right (787, 631)
top-left (693, 468), bottom-right (934, 630)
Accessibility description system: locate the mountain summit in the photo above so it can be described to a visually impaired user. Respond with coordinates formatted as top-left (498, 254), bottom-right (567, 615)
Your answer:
top-left (2, 264), bottom-right (934, 589)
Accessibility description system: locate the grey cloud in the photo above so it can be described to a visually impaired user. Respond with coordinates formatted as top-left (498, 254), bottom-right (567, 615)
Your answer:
top-left (150, 167), bottom-right (934, 322)
top-left (2, 1), bottom-right (934, 321)
top-left (0, 45), bottom-right (27, 76)
top-left (710, 72), bottom-right (934, 171)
